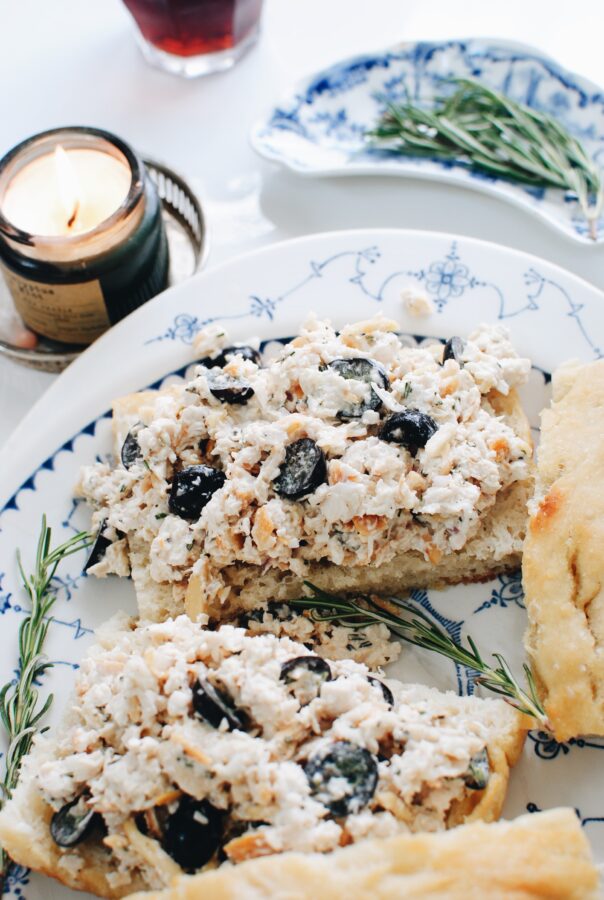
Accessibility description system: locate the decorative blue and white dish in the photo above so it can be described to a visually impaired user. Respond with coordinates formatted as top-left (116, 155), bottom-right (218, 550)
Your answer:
top-left (251, 39), bottom-right (604, 244)
top-left (1, 229), bottom-right (604, 898)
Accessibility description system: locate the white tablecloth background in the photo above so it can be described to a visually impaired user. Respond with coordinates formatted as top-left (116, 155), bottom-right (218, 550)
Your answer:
top-left (1, 0), bottom-right (603, 445)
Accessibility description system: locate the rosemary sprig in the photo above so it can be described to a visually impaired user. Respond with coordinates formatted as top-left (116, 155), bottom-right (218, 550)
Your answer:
top-left (290, 582), bottom-right (550, 730)
top-left (367, 77), bottom-right (603, 239)
top-left (0, 517), bottom-right (91, 890)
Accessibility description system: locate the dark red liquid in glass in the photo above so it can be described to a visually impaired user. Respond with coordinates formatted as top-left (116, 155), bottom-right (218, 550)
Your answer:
top-left (123, 0), bottom-right (262, 57)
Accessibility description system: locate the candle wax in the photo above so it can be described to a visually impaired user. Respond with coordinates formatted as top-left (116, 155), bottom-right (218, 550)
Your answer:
top-left (2, 148), bottom-right (131, 237)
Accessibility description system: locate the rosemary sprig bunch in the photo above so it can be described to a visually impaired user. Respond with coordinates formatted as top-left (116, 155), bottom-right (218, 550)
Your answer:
top-left (367, 77), bottom-right (603, 239)
top-left (290, 582), bottom-right (550, 730)
top-left (0, 517), bottom-right (91, 889)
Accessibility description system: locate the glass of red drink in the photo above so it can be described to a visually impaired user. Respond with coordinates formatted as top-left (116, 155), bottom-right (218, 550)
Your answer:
top-left (121, 0), bottom-right (264, 77)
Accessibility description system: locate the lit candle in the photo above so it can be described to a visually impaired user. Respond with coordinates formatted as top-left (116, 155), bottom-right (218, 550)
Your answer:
top-left (0, 127), bottom-right (169, 347)
top-left (3, 146), bottom-right (131, 237)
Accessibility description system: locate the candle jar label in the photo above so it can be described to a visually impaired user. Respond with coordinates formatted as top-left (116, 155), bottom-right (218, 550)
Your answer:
top-left (1, 265), bottom-right (110, 344)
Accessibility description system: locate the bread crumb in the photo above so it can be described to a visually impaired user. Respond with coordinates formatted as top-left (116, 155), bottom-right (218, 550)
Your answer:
top-left (402, 287), bottom-right (434, 318)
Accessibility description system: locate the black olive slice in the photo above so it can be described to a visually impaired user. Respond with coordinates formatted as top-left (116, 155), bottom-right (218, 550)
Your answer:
top-left (192, 677), bottom-right (248, 731)
top-left (367, 676), bottom-right (394, 708)
top-left (280, 656), bottom-right (332, 705)
top-left (380, 409), bottom-right (438, 455)
top-left (273, 438), bottom-right (327, 500)
top-left (200, 345), bottom-right (262, 368)
top-left (84, 520), bottom-right (112, 572)
top-left (304, 741), bottom-right (378, 817)
top-left (169, 465), bottom-right (226, 520)
top-left (328, 357), bottom-right (389, 419)
top-left (50, 795), bottom-right (104, 847)
top-left (442, 336), bottom-right (465, 366)
top-left (237, 602), bottom-right (293, 629)
top-left (463, 748), bottom-right (490, 790)
top-left (121, 429), bottom-right (143, 469)
top-left (162, 796), bottom-right (225, 872)
top-left (206, 372), bottom-right (255, 405)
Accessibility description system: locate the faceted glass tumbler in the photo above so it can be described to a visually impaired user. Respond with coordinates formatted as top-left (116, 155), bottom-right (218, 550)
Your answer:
top-left (122, 0), bottom-right (263, 78)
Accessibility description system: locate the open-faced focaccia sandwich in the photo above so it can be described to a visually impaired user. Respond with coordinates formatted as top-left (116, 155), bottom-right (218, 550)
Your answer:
top-left (0, 614), bottom-right (526, 897)
top-left (77, 315), bottom-right (534, 622)
top-left (524, 359), bottom-right (604, 740)
top-left (127, 808), bottom-right (600, 900)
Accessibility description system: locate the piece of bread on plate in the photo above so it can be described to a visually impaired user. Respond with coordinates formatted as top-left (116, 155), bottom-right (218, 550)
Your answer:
top-left (0, 613), bottom-right (526, 898)
top-left (76, 316), bottom-right (534, 623)
top-left (126, 808), bottom-right (600, 900)
top-left (523, 359), bottom-right (604, 740)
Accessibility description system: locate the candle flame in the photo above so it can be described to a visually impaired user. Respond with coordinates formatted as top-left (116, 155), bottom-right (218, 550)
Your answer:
top-left (54, 146), bottom-right (80, 230)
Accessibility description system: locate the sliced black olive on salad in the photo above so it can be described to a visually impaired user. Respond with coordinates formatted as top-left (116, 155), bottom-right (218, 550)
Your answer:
top-left (273, 438), bottom-right (327, 500)
top-left (367, 676), bottom-right (394, 708)
top-left (380, 409), bottom-right (438, 455)
top-left (206, 372), bottom-right (255, 405)
top-left (280, 656), bottom-right (332, 705)
top-left (237, 601), bottom-right (293, 628)
top-left (200, 345), bottom-right (261, 368)
top-left (50, 794), bottom-right (105, 847)
top-left (442, 336), bottom-right (465, 366)
top-left (161, 796), bottom-right (225, 872)
top-left (463, 748), bottom-right (490, 790)
top-left (121, 427), bottom-right (143, 469)
top-left (168, 465), bottom-right (226, 520)
top-left (192, 677), bottom-right (248, 731)
top-left (304, 740), bottom-right (379, 817)
top-left (84, 520), bottom-right (112, 572)
top-left (327, 357), bottom-right (389, 419)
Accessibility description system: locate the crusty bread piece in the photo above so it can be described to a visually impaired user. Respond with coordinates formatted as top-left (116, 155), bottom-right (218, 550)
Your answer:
top-left (126, 808), bottom-right (599, 900)
top-left (0, 614), bottom-right (526, 899)
top-left (523, 360), bottom-right (604, 741)
top-left (111, 388), bottom-right (533, 623)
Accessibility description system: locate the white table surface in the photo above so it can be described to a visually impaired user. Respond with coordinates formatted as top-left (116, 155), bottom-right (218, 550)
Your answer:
top-left (1, 0), bottom-right (604, 447)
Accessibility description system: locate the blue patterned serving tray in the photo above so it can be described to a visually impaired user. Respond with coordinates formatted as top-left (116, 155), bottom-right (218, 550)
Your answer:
top-left (251, 39), bottom-right (604, 244)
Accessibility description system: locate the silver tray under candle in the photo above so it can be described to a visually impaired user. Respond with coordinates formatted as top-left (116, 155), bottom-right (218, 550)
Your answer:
top-left (0, 158), bottom-right (208, 373)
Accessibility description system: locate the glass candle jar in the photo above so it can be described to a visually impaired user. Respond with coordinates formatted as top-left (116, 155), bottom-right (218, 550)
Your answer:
top-left (0, 127), bottom-right (169, 347)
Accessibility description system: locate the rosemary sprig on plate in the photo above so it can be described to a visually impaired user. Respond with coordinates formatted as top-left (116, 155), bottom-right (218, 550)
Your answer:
top-left (290, 581), bottom-right (550, 730)
top-left (367, 77), bottom-right (603, 239)
top-left (0, 517), bottom-right (91, 889)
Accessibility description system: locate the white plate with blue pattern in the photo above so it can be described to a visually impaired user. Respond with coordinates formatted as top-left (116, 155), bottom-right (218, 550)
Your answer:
top-left (1, 229), bottom-right (604, 899)
top-left (251, 38), bottom-right (604, 244)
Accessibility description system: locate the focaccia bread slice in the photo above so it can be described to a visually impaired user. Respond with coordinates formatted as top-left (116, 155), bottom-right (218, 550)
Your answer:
top-left (523, 360), bottom-right (604, 740)
top-left (0, 615), bottom-right (525, 898)
top-left (126, 808), bottom-right (600, 900)
top-left (76, 317), bottom-right (534, 622)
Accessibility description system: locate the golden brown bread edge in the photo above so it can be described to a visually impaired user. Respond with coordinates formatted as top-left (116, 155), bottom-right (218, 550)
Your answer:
top-left (0, 692), bottom-right (526, 898)
top-left (523, 360), bottom-right (604, 741)
top-left (110, 388), bottom-right (534, 624)
top-left (126, 809), bottom-right (600, 900)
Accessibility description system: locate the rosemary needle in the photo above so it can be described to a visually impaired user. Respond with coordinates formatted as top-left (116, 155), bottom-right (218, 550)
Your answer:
top-left (0, 517), bottom-right (91, 890)
top-left (367, 77), bottom-right (603, 239)
top-left (290, 581), bottom-right (550, 730)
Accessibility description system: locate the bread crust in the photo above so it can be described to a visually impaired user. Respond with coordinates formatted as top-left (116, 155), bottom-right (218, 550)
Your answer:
top-left (109, 387), bottom-right (533, 623)
top-left (126, 808), bottom-right (599, 900)
top-left (523, 360), bottom-right (604, 740)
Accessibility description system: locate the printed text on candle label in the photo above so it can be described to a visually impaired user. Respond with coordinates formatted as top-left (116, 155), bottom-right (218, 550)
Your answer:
top-left (1, 265), bottom-right (110, 344)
